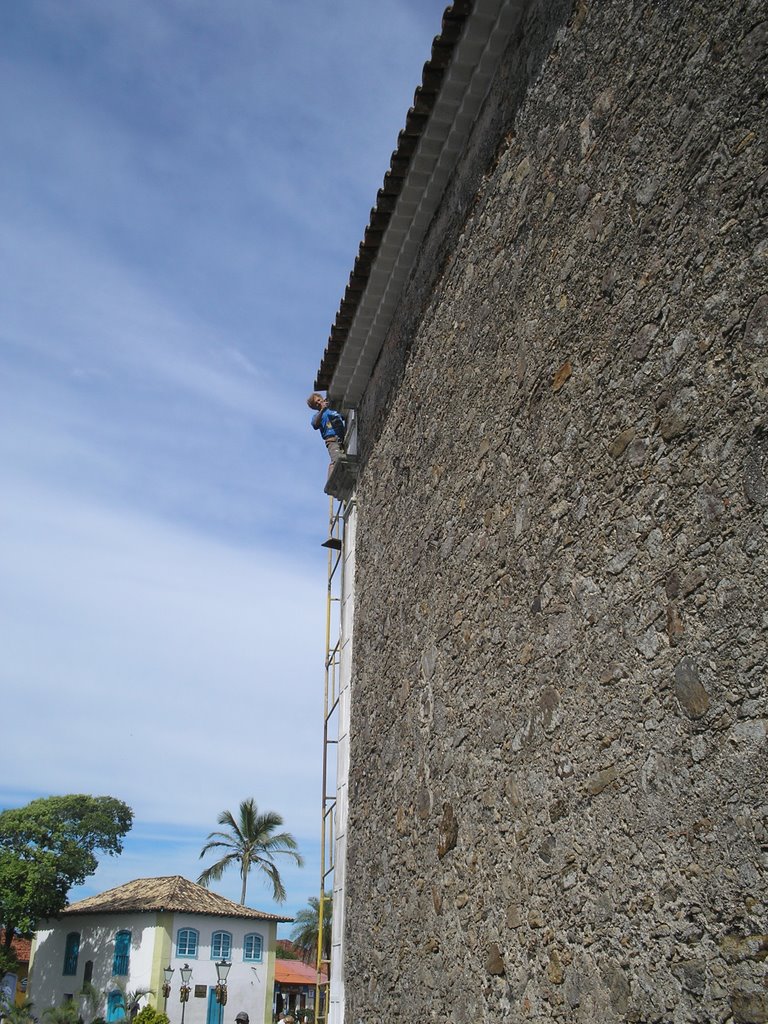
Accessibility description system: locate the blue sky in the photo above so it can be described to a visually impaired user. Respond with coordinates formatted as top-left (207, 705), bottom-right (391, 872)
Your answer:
top-left (1, 0), bottom-right (447, 932)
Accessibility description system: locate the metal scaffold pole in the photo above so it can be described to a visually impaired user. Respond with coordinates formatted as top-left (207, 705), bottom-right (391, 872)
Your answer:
top-left (315, 496), bottom-right (344, 1023)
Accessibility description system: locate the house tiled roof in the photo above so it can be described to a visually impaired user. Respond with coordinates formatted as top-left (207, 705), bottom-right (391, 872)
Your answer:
top-left (61, 875), bottom-right (292, 922)
top-left (1, 930), bottom-right (31, 963)
top-left (314, 0), bottom-right (472, 391)
top-left (274, 959), bottom-right (327, 986)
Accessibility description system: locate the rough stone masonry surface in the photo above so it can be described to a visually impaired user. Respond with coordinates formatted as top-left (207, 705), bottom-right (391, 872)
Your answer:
top-left (342, 0), bottom-right (767, 1021)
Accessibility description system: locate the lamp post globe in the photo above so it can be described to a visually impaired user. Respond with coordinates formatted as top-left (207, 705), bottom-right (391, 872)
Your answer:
top-left (214, 960), bottom-right (231, 1024)
top-left (179, 964), bottom-right (192, 1024)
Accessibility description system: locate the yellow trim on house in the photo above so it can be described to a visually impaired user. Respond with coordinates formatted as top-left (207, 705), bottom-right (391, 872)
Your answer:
top-left (149, 912), bottom-right (174, 1011)
top-left (263, 925), bottom-right (277, 1024)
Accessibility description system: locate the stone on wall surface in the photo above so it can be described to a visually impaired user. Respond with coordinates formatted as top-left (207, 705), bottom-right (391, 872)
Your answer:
top-left (343, 0), bottom-right (768, 1020)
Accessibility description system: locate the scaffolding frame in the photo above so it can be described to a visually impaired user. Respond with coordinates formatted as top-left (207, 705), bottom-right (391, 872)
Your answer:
top-left (315, 496), bottom-right (345, 1022)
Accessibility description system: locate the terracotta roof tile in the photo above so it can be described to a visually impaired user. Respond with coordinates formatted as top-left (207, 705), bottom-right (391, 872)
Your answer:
top-left (274, 959), bottom-right (327, 986)
top-left (61, 876), bottom-right (292, 922)
top-left (1, 930), bottom-right (31, 963)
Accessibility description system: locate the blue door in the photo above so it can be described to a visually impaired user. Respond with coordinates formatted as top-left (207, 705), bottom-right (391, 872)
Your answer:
top-left (106, 991), bottom-right (124, 1023)
top-left (206, 988), bottom-right (220, 1024)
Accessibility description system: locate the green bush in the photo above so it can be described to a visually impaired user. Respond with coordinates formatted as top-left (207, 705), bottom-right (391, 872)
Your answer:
top-left (42, 1005), bottom-right (80, 1024)
top-left (132, 1008), bottom-right (169, 1024)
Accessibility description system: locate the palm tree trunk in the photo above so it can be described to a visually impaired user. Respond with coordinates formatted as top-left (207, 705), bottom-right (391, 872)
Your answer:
top-left (240, 855), bottom-right (249, 904)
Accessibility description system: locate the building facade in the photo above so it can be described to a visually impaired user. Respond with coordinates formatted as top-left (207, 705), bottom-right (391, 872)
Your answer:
top-left (316, 0), bottom-right (767, 1021)
top-left (28, 877), bottom-right (288, 1024)
top-left (273, 957), bottom-right (327, 1020)
top-left (0, 931), bottom-right (31, 1009)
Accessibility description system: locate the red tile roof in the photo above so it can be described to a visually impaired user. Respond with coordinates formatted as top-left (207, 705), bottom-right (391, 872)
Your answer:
top-left (0, 930), bottom-right (31, 963)
top-left (274, 959), bottom-right (327, 986)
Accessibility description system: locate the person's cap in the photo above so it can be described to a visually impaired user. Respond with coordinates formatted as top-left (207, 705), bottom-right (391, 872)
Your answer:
top-left (235, 1013), bottom-right (249, 1022)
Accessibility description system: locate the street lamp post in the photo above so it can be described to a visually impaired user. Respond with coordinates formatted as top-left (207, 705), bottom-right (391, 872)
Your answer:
top-left (162, 966), bottom-right (174, 1013)
top-left (179, 964), bottom-right (193, 1024)
top-left (214, 960), bottom-right (231, 1024)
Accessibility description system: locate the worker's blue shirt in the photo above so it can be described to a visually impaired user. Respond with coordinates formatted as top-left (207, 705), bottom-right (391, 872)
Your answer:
top-left (311, 407), bottom-right (346, 441)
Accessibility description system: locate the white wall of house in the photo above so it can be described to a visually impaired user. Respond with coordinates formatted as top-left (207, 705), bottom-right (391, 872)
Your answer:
top-left (31, 913), bottom-right (160, 1016)
top-left (164, 915), bottom-right (276, 1024)
top-left (30, 913), bottom-right (277, 1024)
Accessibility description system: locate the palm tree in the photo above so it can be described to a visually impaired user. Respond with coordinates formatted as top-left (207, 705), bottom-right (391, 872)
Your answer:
top-left (42, 1007), bottom-right (80, 1024)
top-left (114, 985), bottom-right (152, 1021)
top-left (197, 798), bottom-right (304, 904)
top-left (290, 893), bottom-right (332, 965)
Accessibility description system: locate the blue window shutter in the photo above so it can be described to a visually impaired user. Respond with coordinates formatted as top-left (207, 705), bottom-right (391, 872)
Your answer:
top-left (63, 933), bottom-right (80, 976)
top-left (113, 931), bottom-right (131, 976)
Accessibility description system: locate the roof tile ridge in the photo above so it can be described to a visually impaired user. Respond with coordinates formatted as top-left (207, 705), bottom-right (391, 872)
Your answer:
top-left (315, 1), bottom-right (474, 391)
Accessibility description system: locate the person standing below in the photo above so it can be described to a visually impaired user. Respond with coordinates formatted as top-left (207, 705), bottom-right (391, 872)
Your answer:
top-left (307, 392), bottom-right (346, 464)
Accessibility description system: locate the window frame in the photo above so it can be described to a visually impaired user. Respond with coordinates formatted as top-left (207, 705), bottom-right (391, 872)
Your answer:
top-left (210, 931), bottom-right (232, 961)
top-left (112, 930), bottom-right (131, 976)
top-left (63, 932), bottom-right (80, 976)
top-left (243, 933), bottom-right (263, 963)
top-left (176, 928), bottom-right (199, 959)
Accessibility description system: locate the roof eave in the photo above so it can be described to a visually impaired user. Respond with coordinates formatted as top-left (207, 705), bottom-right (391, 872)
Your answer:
top-left (315, 0), bottom-right (524, 405)
top-left (60, 907), bottom-right (293, 923)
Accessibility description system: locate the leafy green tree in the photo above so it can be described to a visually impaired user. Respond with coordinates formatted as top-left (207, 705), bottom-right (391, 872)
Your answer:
top-left (290, 893), bottom-right (332, 965)
top-left (0, 795), bottom-right (133, 945)
top-left (0, 944), bottom-right (19, 978)
top-left (197, 798), bottom-right (303, 904)
top-left (275, 944), bottom-right (299, 960)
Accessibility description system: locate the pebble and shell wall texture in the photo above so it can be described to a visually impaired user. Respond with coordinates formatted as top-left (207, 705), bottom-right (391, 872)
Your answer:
top-left (342, 0), bottom-right (767, 1021)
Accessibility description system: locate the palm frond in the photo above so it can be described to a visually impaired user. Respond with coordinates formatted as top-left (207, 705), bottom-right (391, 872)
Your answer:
top-left (217, 809), bottom-right (243, 842)
top-left (198, 798), bottom-right (302, 904)
top-left (290, 893), bottom-right (332, 964)
top-left (198, 835), bottom-right (238, 858)
top-left (262, 860), bottom-right (287, 903)
top-left (197, 852), bottom-right (238, 887)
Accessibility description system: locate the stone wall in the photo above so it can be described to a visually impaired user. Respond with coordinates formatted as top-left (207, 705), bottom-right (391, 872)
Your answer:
top-left (344, 0), bottom-right (767, 1021)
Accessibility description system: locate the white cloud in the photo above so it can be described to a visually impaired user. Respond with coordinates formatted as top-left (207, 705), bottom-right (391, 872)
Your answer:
top-left (1, 477), bottom-right (325, 832)
top-left (0, 0), bottom-right (449, 916)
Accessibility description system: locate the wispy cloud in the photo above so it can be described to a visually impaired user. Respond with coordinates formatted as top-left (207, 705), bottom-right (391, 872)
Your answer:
top-left (2, 476), bottom-right (324, 826)
top-left (1, 0), bottom-right (448, 916)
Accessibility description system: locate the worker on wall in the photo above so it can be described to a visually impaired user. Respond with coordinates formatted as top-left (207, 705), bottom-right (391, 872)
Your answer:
top-left (307, 392), bottom-right (346, 464)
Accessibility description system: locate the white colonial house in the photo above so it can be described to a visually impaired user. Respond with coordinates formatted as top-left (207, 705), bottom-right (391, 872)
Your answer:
top-left (28, 876), bottom-right (291, 1024)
